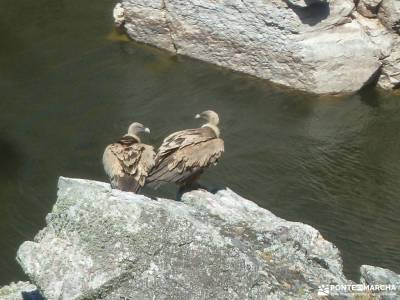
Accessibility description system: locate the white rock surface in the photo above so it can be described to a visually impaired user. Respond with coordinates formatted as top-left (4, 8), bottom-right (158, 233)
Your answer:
top-left (113, 3), bottom-right (125, 27)
top-left (115, 0), bottom-right (400, 93)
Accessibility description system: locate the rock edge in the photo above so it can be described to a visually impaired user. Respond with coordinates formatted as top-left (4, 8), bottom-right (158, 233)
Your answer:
top-left (8, 177), bottom-right (399, 299)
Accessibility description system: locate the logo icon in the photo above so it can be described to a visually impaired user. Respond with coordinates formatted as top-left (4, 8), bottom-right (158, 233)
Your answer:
top-left (318, 285), bottom-right (330, 296)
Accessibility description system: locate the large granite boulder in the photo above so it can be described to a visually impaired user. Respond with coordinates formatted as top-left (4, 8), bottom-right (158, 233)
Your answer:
top-left (16, 177), bottom-right (352, 299)
top-left (113, 0), bottom-right (400, 94)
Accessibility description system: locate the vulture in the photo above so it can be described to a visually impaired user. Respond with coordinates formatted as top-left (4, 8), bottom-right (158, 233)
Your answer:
top-left (103, 122), bottom-right (155, 193)
top-left (146, 110), bottom-right (224, 189)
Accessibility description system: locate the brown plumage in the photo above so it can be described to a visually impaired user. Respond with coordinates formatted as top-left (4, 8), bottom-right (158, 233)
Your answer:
top-left (146, 110), bottom-right (224, 189)
top-left (103, 122), bottom-right (155, 193)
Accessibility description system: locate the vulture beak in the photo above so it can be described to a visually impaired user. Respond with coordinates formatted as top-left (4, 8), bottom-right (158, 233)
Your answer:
top-left (195, 114), bottom-right (201, 119)
top-left (144, 127), bottom-right (151, 134)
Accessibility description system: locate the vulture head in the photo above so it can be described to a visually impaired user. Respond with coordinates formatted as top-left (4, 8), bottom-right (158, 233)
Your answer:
top-left (195, 110), bottom-right (219, 126)
top-left (195, 110), bottom-right (220, 137)
top-left (127, 122), bottom-right (150, 140)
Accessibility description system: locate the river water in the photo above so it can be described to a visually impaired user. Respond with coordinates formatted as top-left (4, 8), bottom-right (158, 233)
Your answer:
top-left (1, 0), bottom-right (399, 285)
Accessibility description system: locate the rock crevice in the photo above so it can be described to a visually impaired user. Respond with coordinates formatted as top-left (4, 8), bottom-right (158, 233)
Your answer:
top-left (161, 0), bottom-right (178, 53)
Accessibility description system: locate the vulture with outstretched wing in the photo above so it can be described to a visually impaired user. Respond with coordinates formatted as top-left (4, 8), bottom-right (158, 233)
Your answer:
top-left (103, 122), bottom-right (155, 193)
top-left (146, 110), bottom-right (224, 189)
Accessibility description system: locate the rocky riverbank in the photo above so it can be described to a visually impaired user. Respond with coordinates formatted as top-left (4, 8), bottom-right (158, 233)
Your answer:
top-left (1, 177), bottom-right (399, 299)
top-left (113, 0), bottom-right (400, 94)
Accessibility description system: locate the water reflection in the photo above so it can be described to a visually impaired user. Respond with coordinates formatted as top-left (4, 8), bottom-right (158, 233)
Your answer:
top-left (0, 137), bottom-right (22, 180)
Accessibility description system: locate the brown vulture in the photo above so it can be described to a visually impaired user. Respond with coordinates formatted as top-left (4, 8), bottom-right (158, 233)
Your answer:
top-left (103, 122), bottom-right (155, 193)
top-left (146, 110), bottom-right (224, 189)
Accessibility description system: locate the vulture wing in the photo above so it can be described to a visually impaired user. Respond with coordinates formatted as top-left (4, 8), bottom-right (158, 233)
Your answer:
top-left (147, 127), bottom-right (224, 188)
top-left (155, 128), bottom-right (216, 162)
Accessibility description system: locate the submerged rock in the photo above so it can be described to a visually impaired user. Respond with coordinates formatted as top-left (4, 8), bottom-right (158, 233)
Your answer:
top-left (16, 177), bottom-right (352, 299)
top-left (114, 0), bottom-right (400, 93)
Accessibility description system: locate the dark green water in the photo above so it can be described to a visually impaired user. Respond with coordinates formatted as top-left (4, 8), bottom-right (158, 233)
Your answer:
top-left (1, 0), bottom-right (400, 285)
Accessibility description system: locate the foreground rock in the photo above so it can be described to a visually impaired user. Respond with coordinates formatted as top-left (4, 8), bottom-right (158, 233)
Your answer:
top-left (114, 0), bottom-right (400, 94)
top-left (14, 177), bottom-right (400, 299)
top-left (16, 177), bottom-right (352, 299)
top-left (0, 281), bottom-right (42, 300)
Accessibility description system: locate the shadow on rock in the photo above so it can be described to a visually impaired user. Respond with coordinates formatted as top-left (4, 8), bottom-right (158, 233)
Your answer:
top-left (22, 290), bottom-right (44, 300)
top-left (283, 0), bottom-right (330, 26)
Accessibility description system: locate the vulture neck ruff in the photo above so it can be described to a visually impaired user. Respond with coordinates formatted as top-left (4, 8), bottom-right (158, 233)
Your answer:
top-left (202, 124), bottom-right (220, 137)
top-left (119, 134), bottom-right (141, 144)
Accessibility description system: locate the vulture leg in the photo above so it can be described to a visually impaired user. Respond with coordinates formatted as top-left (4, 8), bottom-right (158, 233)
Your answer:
top-left (112, 175), bottom-right (141, 193)
top-left (181, 170), bottom-right (203, 188)
top-left (177, 170), bottom-right (207, 194)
